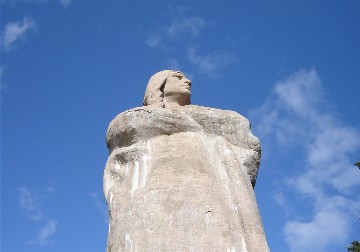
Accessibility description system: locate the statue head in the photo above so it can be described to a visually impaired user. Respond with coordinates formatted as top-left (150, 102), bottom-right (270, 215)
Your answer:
top-left (143, 70), bottom-right (191, 108)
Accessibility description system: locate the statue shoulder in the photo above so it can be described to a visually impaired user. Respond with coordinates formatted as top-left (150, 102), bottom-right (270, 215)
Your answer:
top-left (106, 106), bottom-right (202, 152)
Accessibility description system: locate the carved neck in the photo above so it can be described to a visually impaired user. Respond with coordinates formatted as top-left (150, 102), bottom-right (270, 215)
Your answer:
top-left (164, 94), bottom-right (190, 109)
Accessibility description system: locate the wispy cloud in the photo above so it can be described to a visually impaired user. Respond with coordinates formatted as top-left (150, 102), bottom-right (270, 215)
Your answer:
top-left (59, 0), bottom-right (70, 8)
top-left (145, 16), bottom-right (205, 49)
top-left (145, 32), bottom-right (161, 48)
top-left (18, 187), bottom-right (43, 221)
top-left (28, 219), bottom-right (58, 246)
top-left (284, 197), bottom-right (358, 252)
top-left (251, 68), bottom-right (360, 252)
top-left (187, 47), bottom-right (236, 78)
top-left (145, 14), bottom-right (236, 78)
top-left (18, 186), bottom-right (58, 246)
top-left (1, 16), bottom-right (35, 52)
top-left (167, 17), bottom-right (205, 38)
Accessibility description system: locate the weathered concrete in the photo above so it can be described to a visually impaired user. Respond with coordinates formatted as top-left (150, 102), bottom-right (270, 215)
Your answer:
top-left (103, 70), bottom-right (269, 251)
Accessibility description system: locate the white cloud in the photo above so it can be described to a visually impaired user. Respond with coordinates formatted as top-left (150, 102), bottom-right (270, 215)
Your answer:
top-left (284, 208), bottom-right (349, 251)
top-left (145, 16), bottom-right (205, 48)
top-left (28, 219), bottom-right (58, 246)
top-left (167, 17), bottom-right (205, 38)
top-left (274, 69), bottom-right (325, 116)
top-left (38, 220), bottom-right (57, 245)
top-left (18, 187), bottom-right (43, 221)
top-left (18, 186), bottom-right (58, 246)
top-left (187, 47), bottom-right (236, 78)
top-left (145, 15), bottom-right (236, 78)
top-left (59, 0), bottom-right (70, 8)
top-left (1, 17), bottom-right (35, 52)
top-left (145, 32), bottom-right (161, 48)
top-left (272, 191), bottom-right (292, 215)
top-left (252, 68), bottom-right (360, 251)
top-left (284, 195), bottom-right (360, 252)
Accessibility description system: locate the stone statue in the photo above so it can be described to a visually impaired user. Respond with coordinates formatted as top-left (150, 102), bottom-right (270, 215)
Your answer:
top-left (104, 70), bottom-right (269, 251)
top-left (143, 70), bottom-right (191, 108)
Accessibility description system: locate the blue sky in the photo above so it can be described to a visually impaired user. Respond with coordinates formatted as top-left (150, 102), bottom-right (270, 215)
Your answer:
top-left (1, 1), bottom-right (360, 251)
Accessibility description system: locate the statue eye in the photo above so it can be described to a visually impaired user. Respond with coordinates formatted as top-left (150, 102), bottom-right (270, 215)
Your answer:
top-left (177, 75), bottom-right (183, 79)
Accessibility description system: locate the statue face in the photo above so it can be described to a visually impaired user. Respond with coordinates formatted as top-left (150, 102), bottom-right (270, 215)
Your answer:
top-left (163, 71), bottom-right (191, 97)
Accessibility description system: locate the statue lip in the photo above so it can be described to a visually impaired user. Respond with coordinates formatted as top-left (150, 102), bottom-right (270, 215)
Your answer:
top-left (182, 86), bottom-right (191, 91)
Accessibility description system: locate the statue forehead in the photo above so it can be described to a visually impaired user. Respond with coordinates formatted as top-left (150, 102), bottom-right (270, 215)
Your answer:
top-left (170, 71), bottom-right (185, 76)
top-left (151, 70), bottom-right (176, 79)
top-left (148, 70), bottom-right (186, 85)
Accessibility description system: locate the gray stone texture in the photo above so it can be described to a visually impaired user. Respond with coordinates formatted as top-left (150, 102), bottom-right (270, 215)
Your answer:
top-left (104, 105), bottom-right (269, 251)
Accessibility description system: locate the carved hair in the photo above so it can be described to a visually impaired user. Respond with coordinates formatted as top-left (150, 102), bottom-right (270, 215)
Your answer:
top-left (143, 70), bottom-right (172, 107)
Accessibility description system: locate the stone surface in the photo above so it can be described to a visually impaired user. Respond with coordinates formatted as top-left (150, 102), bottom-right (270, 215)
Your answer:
top-left (104, 105), bottom-right (269, 251)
